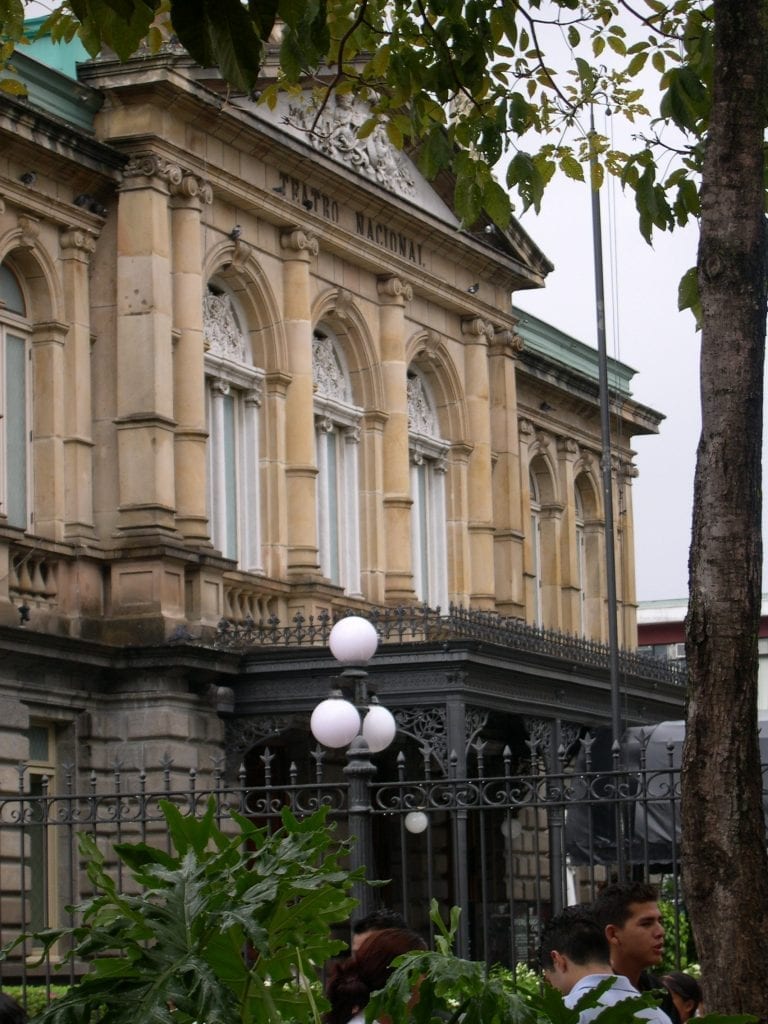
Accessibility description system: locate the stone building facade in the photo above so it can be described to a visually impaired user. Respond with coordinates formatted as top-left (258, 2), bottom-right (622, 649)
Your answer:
top-left (0, 25), bottom-right (684, 960)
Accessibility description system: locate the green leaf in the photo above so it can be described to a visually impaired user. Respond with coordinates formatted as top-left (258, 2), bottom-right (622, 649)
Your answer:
top-left (678, 265), bottom-right (702, 328)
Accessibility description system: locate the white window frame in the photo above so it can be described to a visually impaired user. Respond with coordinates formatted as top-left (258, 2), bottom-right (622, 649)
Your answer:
top-left (313, 327), bottom-right (362, 595)
top-left (408, 371), bottom-right (448, 610)
top-left (529, 470), bottom-right (543, 626)
top-left (0, 263), bottom-right (32, 531)
top-left (575, 486), bottom-right (586, 636)
top-left (204, 285), bottom-right (263, 572)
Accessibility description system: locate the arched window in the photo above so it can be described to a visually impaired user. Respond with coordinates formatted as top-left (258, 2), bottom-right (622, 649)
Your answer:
top-left (203, 284), bottom-right (262, 570)
top-left (0, 262), bottom-right (30, 530)
top-left (408, 370), bottom-right (448, 609)
top-left (313, 326), bottom-right (361, 594)
top-left (575, 486), bottom-right (586, 635)
top-left (529, 469), bottom-right (543, 626)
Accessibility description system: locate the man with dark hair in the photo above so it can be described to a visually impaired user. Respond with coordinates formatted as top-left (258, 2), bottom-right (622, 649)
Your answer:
top-left (350, 908), bottom-right (407, 953)
top-left (539, 908), bottom-right (672, 1024)
top-left (591, 882), bottom-right (679, 1023)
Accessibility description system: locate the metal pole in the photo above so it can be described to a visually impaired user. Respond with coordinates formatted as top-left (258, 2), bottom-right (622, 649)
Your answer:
top-left (344, 735), bottom-right (377, 921)
top-left (589, 106), bottom-right (623, 751)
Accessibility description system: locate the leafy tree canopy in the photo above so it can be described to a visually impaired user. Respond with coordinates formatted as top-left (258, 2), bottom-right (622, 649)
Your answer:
top-left (1, 1), bottom-right (719, 265)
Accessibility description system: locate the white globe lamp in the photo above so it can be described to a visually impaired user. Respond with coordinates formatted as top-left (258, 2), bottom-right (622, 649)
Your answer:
top-left (404, 810), bottom-right (429, 834)
top-left (329, 616), bottom-right (379, 664)
top-left (362, 703), bottom-right (397, 753)
top-left (310, 696), bottom-right (361, 748)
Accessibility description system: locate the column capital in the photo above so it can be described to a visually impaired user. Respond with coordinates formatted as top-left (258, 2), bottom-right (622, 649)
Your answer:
top-left (489, 325), bottom-right (524, 356)
top-left (280, 227), bottom-right (319, 258)
top-left (556, 436), bottom-right (580, 460)
top-left (377, 275), bottom-right (413, 304)
top-left (461, 316), bottom-right (495, 342)
top-left (169, 173), bottom-right (214, 207)
top-left (60, 228), bottom-right (98, 260)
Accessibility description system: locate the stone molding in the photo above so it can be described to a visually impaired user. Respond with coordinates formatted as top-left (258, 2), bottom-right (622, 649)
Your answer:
top-left (280, 227), bottom-right (319, 258)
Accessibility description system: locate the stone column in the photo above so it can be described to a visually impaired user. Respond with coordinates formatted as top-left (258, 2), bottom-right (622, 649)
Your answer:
top-left (114, 154), bottom-right (179, 538)
top-left (171, 173), bottom-right (213, 543)
top-left (31, 317), bottom-right (68, 542)
top-left (60, 228), bottom-right (98, 542)
top-left (281, 228), bottom-right (320, 577)
top-left (378, 275), bottom-right (415, 604)
top-left (461, 317), bottom-right (495, 607)
top-left (488, 327), bottom-right (525, 616)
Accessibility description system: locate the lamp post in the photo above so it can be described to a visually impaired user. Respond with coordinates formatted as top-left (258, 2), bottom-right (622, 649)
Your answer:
top-left (310, 615), bottom-right (396, 921)
top-left (310, 616), bottom-right (397, 753)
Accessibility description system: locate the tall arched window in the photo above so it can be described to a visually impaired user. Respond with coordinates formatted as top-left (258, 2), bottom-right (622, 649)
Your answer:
top-left (408, 370), bottom-right (448, 609)
top-left (313, 326), bottom-right (361, 595)
top-left (203, 284), bottom-right (262, 570)
top-left (575, 486), bottom-right (586, 635)
top-left (0, 262), bottom-right (30, 530)
top-left (529, 469), bottom-right (543, 626)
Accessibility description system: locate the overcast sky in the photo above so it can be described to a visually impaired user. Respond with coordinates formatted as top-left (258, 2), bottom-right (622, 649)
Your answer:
top-left (515, 173), bottom-right (703, 603)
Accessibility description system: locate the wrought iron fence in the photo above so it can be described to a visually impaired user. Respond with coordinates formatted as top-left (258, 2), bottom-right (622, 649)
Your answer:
top-left (212, 604), bottom-right (687, 686)
top-left (4, 739), bottom-right (762, 1006)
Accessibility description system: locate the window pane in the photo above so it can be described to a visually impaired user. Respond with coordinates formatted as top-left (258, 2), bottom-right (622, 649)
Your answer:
top-left (222, 393), bottom-right (237, 561)
top-left (0, 264), bottom-right (25, 315)
top-left (28, 725), bottom-right (50, 762)
top-left (326, 431), bottom-right (340, 583)
top-left (6, 334), bottom-right (27, 528)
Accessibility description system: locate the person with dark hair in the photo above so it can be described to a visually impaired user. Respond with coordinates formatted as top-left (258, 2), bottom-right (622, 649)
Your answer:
top-left (591, 882), bottom-right (679, 1024)
top-left (350, 908), bottom-right (408, 953)
top-left (539, 908), bottom-right (672, 1024)
top-left (324, 926), bottom-right (427, 1024)
top-left (662, 972), bottom-right (703, 1022)
top-left (0, 994), bottom-right (27, 1024)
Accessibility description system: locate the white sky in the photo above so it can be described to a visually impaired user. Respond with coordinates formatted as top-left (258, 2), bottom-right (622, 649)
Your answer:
top-left (515, 174), bottom-right (702, 603)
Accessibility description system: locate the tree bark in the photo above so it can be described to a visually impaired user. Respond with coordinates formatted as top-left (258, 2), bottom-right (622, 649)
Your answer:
top-left (682, 0), bottom-right (768, 1016)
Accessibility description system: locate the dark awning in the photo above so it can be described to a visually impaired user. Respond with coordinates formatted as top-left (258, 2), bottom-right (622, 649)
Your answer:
top-left (565, 715), bottom-right (768, 866)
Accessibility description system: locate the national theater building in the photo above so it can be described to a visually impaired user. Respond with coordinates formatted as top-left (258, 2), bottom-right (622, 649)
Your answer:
top-left (0, 22), bottom-right (685, 958)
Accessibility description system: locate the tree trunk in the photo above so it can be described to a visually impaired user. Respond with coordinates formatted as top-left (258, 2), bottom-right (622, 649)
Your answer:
top-left (682, 0), bottom-right (768, 1016)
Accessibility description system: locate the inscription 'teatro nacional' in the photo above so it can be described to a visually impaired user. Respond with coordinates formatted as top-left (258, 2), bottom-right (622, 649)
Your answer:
top-left (355, 213), bottom-right (424, 265)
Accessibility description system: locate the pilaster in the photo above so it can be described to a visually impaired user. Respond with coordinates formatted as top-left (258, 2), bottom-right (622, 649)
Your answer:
top-left (461, 316), bottom-right (495, 607)
top-left (377, 275), bottom-right (416, 604)
top-left (488, 327), bottom-right (525, 615)
top-left (281, 228), bottom-right (321, 578)
top-left (170, 172), bottom-right (213, 543)
top-left (60, 228), bottom-right (98, 542)
top-left (31, 319), bottom-right (69, 541)
top-left (114, 154), bottom-right (179, 538)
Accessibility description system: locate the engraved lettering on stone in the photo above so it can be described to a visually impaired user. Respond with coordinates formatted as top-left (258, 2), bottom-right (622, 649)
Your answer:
top-left (287, 94), bottom-right (416, 198)
top-left (203, 289), bottom-right (246, 362)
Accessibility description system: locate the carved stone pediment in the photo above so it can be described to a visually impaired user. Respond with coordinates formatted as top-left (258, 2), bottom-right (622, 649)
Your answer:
top-left (287, 94), bottom-right (416, 199)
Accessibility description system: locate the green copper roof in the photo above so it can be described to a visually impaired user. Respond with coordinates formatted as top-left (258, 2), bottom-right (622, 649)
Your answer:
top-left (513, 306), bottom-right (635, 397)
top-left (20, 16), bottom-right (90, 79)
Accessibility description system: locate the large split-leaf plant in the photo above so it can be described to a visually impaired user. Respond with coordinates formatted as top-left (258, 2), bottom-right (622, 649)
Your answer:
top-left (2, 800), bottom-right (360, 1024)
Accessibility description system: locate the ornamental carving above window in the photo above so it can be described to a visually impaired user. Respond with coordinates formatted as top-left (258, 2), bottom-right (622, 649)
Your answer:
top-left (313, 330), bottom-right (349, 402)
top-left (407, 374), bottom-right (437, 437)
top-left (204, 288), bottom-right (246, 363)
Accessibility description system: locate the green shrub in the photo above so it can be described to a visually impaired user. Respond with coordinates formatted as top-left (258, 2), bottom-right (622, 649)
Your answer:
top-left (1, 987), bottom-right (70, 1018)
top-left (2, 800), bottom-right (360, 1024)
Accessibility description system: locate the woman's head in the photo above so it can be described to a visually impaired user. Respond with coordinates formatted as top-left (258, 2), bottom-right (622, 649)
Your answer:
top-left (662, 971), bottom-right (703, 1022)
top-left (324, 927), bottom-right (427, 1024)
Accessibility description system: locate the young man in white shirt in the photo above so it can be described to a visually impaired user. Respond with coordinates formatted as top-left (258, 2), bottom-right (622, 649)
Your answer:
top-left (539, 908), bottom-right (673, 1024)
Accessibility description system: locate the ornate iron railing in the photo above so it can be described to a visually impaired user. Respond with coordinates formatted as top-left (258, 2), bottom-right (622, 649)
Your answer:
top-left (213, 603), bottom-right (687, 686)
